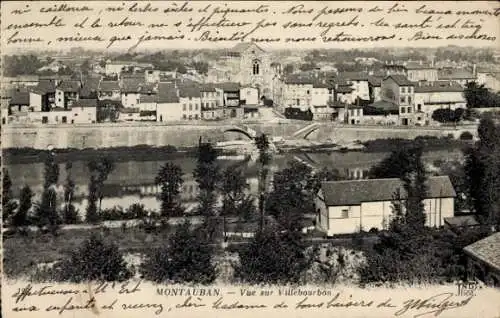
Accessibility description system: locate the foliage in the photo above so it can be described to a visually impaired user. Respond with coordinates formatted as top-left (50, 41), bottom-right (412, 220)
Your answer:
top-left (140, 220), bottom-right (217, 284)
top-left (33, 153), bottom-right (60, 233)
top-left (368, 144), bottom-right (426, 179)
top-left (463, 117), bottom-right (500, 229)
top-left (235, 226), bottom-right (310, 284)
top-left (63, 163), bottom-right (80, 224)
top-left (435, 160), bottom-right (470, 212)
top-left (432, 108), bottom-right (465, 123)
top-left (283, 64), bottom-right (294, 75)
top-left (86, 158), bottom-right (115, 222)
top-left (464, 82), bottom-right (500, 108)
top-left (2, 169), bottom-right (18, 224)
top-left (192, 61), bottom-right (209, 75)
top-left (54, 233), bottom-right (133, 282)
top-left (255, 134), bottom-right (271, 230)
top-left (3, 55), bottom-right (44, 76)
top-left (12, 185), bottom-right (33, 228)
top-left (155, 162), bottom-right (184, 218)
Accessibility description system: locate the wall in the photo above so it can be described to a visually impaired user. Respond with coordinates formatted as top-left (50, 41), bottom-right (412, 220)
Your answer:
top-left (2, 122), bottom-right (478, 150)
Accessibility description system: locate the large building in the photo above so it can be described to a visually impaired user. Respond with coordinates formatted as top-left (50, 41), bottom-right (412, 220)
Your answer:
top-left (209, 43), bottom-right (279, 101)
top-left (315, 176), bottom-right (456, 236)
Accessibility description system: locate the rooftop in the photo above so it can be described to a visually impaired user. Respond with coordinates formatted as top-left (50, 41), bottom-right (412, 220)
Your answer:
top-left (9, 91), bottom-right (30, 106)
top-left (405, 61), bottom-right (436, 70)
top-left (414, 81), bottom-right (464, 93)
top-left (384, 75), bottom-right (415, 86)
top-left (99, 81), bottom-right (120, 91)
top-left (215, 82), bottom-right (240, 92)
top-left (438, 68), bottom-right (475, 80)
top-left (320, 176), bottom-right (456, 206)
top-left (57, 80), bottom-right (82, 92)
top-left (72, 99), bottom-right (98, 108)
top-left (157, 83), bottom-right (179, 103)
top-left (32, 79), bottom-right (56, 94)
top-left (464, 232), bottom-right (500, 271)
top-left (368, 100), bottom-right (399, 112)
top-left (178, 85), bottom-right (201, 98)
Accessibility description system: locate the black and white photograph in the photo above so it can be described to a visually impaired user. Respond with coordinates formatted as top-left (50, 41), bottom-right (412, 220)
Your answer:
top-left (1, 1), bottom-right (500, 317)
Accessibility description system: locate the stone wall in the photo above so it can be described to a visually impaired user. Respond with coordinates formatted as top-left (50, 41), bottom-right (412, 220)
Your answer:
top-left (2, 122), bottom-right (478, 150)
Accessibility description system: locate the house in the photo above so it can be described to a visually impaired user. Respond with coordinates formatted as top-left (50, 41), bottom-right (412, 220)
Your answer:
top-left (55, 80), bottom-right (82, 109)
top-left (27, 108), bottom-right (72, 124)
top-left (311, 80), bottom-right (334, 120)
top-left (121, 78), bottom-right (144, 108)
top-left (438, 68), bottom-right (476, 87)
top-left (405, 61), bottom-right (438, 82)
top-left (98, 81), bottom-right (121, 101)
top-left (71, 99), bottom-right (97, 124)
top-left (156, 83), bottom-right (182, 122)
top-left (476, 68), bottom-right (500, 93)
top-left (346, 106), bottom-right (364, 125)
top-left (381, 75), bottom-right (416, 125)
top-left (463, 232), bottom-right (500, 287)
top-left (215, 82), bottom-right (242, 118)
top-left (339, 72), bottom-right (370, 101)
top-left (240, 86), bottom-right (260, 106)
top-left (200, 84), bottom-right (224, 120)
top-left (279, 74), bottom-right (314, 112)
top-left (334, 82), bottom-right (355, 104)
top-left (179, 84), bottom-right (202, 120)
top-left (30, 79), bottom-right (56, 111)
top-left (414, 81), bottom-right (466, 123)
top-left (8, 90), bottom-right (30, 113)
top-left (105, 60), bottom-right (154, 76)
top-left (368, 76), bottom-right (383, 102)
top-left (315, 176), bottom-right (456, 235)
top-left (145, 69), bottom-right (161, 83)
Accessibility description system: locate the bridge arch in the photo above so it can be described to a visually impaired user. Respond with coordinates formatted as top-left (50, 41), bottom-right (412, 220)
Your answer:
top-left (223, 128), bottom-right (255, 140)
top-left (303, 126), bottom-right (321, 140)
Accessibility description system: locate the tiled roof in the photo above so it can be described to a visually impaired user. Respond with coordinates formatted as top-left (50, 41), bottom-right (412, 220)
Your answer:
top-left (139, 94), bottom-right (158, 103)
top-left (438, 68), bottom-right (475, 80)
top-left (414, 81), bottom-right (464, 93)
top-left (200, 84), bottom-right (217, 92)
top-left (9, 91), bottom-right (30, 106)
top-left (178, 85), bottom-right (201, 98)
top-left (339, 71), bottom-right (370, 81)
top-left (157, 83), bottom-right (179, 103)
top-left (368, 76), bottom-right (383, 87)
top-left (57, 80), bottom-right (81, 92)
top-left (32, 79), bottom-right (56, 94)
top-left (99, 81), bottom-right (120, 91)
top-left (121, 78), bottom-right (144, 93)
top-left (72, 99), bottom-right (98, 107)
top-left (230, 42), bottom-right (264, 53)
top-left (405, 61), bottom-right (435, 70)
top-left (336, 85), bottom-right (354, 93)
top-left (215, 82), bottom-right (240, 91)
top-left (464, 232), bottom-right (500, 271)
top-left (384, 75), bottom-right (415, 86)
top-left (369, 100), bottom-right (399, 112)
top-left (320, 176), bottom-right (456, 206)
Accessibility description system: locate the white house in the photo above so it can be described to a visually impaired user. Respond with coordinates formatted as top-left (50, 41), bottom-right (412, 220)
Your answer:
top-left (98, 81), bottom-right (121, 101)
top-left (71, 99), bottom-right (98, 124)
top-left (240, 86), bottom-right (259, 106)
top-left (179, 85), bottom-right (202, 120)
top-left (156, 83), bottom-right (182, 122)
top-left (315, 176), bottom-right (456, 236)
top-left (414, 81), bottom-right (466, 115)
top-left (341, 72), bottom-right (370, 101)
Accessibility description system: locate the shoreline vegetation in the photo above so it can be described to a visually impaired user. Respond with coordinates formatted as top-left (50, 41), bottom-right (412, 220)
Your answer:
top-left (3, 135), bottom-right (470, 164)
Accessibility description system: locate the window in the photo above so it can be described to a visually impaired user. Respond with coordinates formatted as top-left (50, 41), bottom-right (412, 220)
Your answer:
top-left (252, 60), bottom-right (260, 75)
top-left (195, 103), bottom-right (198, 110)
top-left (417, 104), bottom-right (422, 111)
top-left (341, 209), bottom-right (349, 218)
top-left (401, 87), bottom-right (406, 93)
top-left (401, 107), bottom-right (406, 114)
top-left (195, 114), bottom-right (199, 120)
top-left (55, 116), bottom-right (58, 122)
top-left (408, 96), bottom-right (412, 104)
top-left (188, 115), bottom-right (192, 120)
top-left (407, 106), bottom-right (412, 113)
top-left (182, 104), bottom-right (186, 111)
top-left (183, 114), bottom-right (187, 119)
top-left (42, 116), bottom-right (48, 124)
top-left (189, 104), bottom-right (192, 111)
top-left (306, 90), bottom-right (310, 94)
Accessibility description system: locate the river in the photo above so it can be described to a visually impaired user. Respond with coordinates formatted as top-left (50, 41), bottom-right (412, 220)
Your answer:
top-left (4, 148), bottom-right (463, 218)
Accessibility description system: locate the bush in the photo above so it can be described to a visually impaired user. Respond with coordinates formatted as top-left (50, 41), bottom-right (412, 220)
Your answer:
top-left (140, 220), bottom-right (216, 284)
top-left (432, 109), bottom-right (456, 123)
top-left (235, 227), bottom-right (310, 284)
top-left (53, 233), bottom-right (133, 282)
top-left (459, 131), bottom-right (474, 140)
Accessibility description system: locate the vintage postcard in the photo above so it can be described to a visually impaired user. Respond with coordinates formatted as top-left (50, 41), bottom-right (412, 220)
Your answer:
top-left (1, 1), bottom-right (500, 317)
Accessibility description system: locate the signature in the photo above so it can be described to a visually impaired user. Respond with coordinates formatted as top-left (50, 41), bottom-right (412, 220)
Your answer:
top-left (394, 292), bottom-right (474, 317)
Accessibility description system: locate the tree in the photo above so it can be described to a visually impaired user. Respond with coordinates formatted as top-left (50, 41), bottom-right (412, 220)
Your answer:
top-left (80, 59), bottom-right (91, 75)
top-left (140, 220), bottom-right (217, 284)
top-left (88, 158), bottom-right (115, 215)
top-left (55, 233), bottom-right (133, 282)
top-left (464, 116), bottom-right (500, 231)
top-left (63, 163), bottom-right (79, 224)
top-left (192, 61), bottom-right (209, 75)
top-left (368, 144), bottom-right (425, 179)
top-left (155, 162), bottom-right (184, 218)
top-left (2, 169), bottom-right (18, 224)
top-left (283, 64), bottom-right (294, 75)
top-left (235, 226), bottom-right (310, 284)
top-left (255, 134), bottom-right (271, 231)
top-left (193, 142), bottom-right (221, 240)
top-left (432, 108), bottom-right (456, 123)
top-left (33, 153), bottom-right (60, 233)
top-left (463, 81), bottom-right (500, 108)
top-left (12, 185), bottom-right (33, 228)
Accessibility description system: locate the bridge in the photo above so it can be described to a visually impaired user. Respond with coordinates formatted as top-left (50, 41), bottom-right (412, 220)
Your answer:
top-left (223, 125), bottom-right (258, 140)
top-left (291, 123), bottom-right (323, 140)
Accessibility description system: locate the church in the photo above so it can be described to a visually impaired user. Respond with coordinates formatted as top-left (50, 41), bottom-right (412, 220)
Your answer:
top-left (207, 42), bottom-right (280, 101)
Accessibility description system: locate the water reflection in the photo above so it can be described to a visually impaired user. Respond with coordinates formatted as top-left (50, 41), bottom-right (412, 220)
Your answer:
top-left (5, 149), bottom-right (463, 215)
